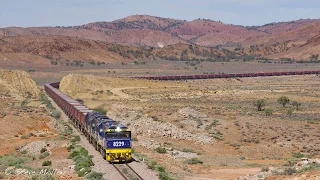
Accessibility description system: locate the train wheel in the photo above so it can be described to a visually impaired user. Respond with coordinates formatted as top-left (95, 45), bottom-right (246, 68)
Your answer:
top-left (100, 148), bottom-right (106, 159)
top-left (94, 141), bottom-right (98, 150)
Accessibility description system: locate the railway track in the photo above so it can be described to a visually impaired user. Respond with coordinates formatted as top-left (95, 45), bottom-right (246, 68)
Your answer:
top-left (112, 163), bottom-right (144, 180)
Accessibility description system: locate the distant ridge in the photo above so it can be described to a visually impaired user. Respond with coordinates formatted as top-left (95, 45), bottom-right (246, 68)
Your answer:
top-left (1, 15), bottom-right (320, 60)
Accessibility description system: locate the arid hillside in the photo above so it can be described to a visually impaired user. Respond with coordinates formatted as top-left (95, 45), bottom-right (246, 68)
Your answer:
top-left (0, 69), bottom-right (40, 100)
top-left (241, 26), bottom-right (320, 60)
top-left (0, 36), bottom-right (236, 65)
top-left (1, 15), bottom-right (320, 60)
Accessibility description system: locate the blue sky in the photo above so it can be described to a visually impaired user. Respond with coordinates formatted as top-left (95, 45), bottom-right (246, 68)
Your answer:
top-left (1, 0), bottom-right (319, 28)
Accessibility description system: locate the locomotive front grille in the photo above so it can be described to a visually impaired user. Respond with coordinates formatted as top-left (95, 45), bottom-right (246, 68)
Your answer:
top-left (106, 149), bottom-right (132, 162)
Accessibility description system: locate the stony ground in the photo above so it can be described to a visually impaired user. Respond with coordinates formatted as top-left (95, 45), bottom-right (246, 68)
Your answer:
top-left (58, 73), bottom-right (320, 179)
top-left (0, 69), bottom-right (79, 179)
top-left (1, 64), bottom-right (320, 180)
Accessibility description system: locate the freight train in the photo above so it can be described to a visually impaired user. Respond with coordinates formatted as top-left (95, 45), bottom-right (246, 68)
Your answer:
top-left (44, 82), bottom-right (132, 163)
top-left (134, 70), bottom-right (320, 80)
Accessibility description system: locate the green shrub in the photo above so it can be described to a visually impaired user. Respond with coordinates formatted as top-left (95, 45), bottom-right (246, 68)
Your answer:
top-left (84, 171), bottom-right (104, 180)
top-left (300, 163), bottom-right (320, 172)
top-left (42, 161), bottom-right (52, 166)
top-left (71, 136), bottom-right (81, 144)
top-left (287, 108), bottom-right (294, 117)
top-left (67, 145), bottom-right (75, 151)
top-left (254, 99), bottom-right (265, 111)
top-left (147, 161), bottom-right (157, 170)
top-left (69, 150), bottom-right (80, 159)
top-left (264, 108), bottom-right (273, 116)
top-left (291, 101), bottom-right (301, 110)
top-left (51, 109), bottom-right (61, 119)
top-left (185, 158), bottom-right (203, 164)
top-left (40, 93), bottom-right (55, 110)
top-left (159, 172), bottom-right (174, 180)
top-left (31, 174), bottom-right (55, 180)
top-left (77, 167), bottom-right (91, 177)
top-left (278, 96), bottom-right (290, 107)
top-left (157, 166), bottom-right (166, 172)
top-left (182, 149), bottom-right (195, 153)
top-left (75, 157), bottom-right (93, 171)
top-left (283, 167), bottom-right (297, 175)
top-left (261, 166), bottom-right (269, 172)
top-left (155, 147), bottom-right (166, 154)
top-left (293, 152), bottom-right (304, 158)
top-left (40, 148), bottom-right (47, 154)
top-left (69, 147), bottom-right (94, 177)
top-left (21, 133), bottom-right (31, 139)
top-left (60, 123), bottom-right (73, 137)
top-left (0, 155), bottom-right (33, 168)
top-left (39, 152), bottom-right (50, 159)
top-left (79, 147), bottom-right (89, 156)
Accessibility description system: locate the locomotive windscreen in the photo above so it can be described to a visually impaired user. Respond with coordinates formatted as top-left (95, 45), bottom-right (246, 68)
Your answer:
top-left (106, 131), bottom-right (131, 139)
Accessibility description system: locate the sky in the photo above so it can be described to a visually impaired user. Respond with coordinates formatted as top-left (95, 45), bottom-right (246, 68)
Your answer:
top-left (1, 0), bottom-right (320, 28)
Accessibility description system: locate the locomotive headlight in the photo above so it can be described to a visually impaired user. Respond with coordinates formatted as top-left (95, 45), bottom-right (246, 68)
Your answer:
top-left (116, 126), bottom-right (121, 132)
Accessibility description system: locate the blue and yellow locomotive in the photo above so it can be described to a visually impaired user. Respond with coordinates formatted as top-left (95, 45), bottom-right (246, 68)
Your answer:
top-left (85, 112), bottom-right (132, 162)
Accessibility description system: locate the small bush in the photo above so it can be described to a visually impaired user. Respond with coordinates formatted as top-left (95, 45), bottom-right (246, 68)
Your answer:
top-left (293, 152), bottom-right (304, 158)
top-left (21, 133), bottom-right (31, 139)
top-left (77, 167), bottom-right (91, 177)
top-left (51, 109), bottom-right (61, 119)
top-left (254, 99), bottom-right (265, 111)
top-left (155, 147), bottom-right (166, 154)
top-left (147, 161), bottom-right (157, 170)
top-left (291, 101), bottom-right (301, 110)
top-left (278, 96), bottom-right (290, 107)
top-left (300, 163), bottom-right (320, 172)
top-left (31, 174), bottom-right (55, 180)
top-left (40, 148), bottom-right (47, 154)
top-left (70, 147), bottom-right (94, 177)
top-left (71, 136), bottom-right (81, 144)
top-left (264, 108), bottom-right (273, 116)
top-left (283, 167), bottom-right (297, 175)
top-left (157, 166), bottom-right (166, 172)
top-left (42, 161), bottom-right (52, 166)
top-left (0, 155), bottom-right (33, 167)
top-left (261, 166), bottom-right (269, 172)
top-left (185, 158), bottom-right (203, 164)
top-left (182, 149), bottom-right (195, 153)
top-left (67, 144), bottom-right (75, 151)
top-left (84, 171), bottom-right (104, 180)
top-left (159, 171), bottom-right (174, 180)
top-left (69, 150), bottom-right (80, 159)
top-left (39, 152), bottom-right (50, 159)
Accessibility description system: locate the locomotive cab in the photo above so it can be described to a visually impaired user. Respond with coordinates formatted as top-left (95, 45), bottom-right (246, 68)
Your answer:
top-left (105, 126), bottom-right (132, 162)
